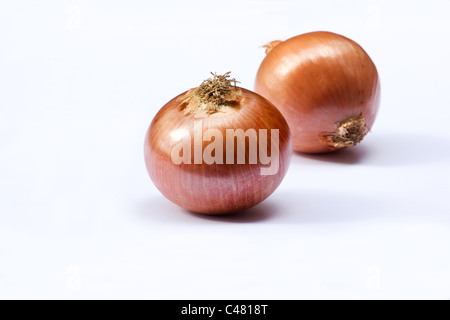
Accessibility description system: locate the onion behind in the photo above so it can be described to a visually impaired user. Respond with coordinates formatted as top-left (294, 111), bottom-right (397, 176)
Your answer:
top-left (255, 31), bottom-right (381, 153)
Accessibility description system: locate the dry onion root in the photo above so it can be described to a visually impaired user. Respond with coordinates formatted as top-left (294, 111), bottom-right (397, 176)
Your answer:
top-left (255, 31), bottom-right (381, 153)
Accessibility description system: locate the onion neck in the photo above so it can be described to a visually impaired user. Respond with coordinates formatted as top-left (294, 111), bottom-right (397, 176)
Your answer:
top-left (178, 72), bottom-right (242, 118)
top-left (322, 115), bottom-right (367, 149)
top-left (263, 40), bottom-right (283, 54)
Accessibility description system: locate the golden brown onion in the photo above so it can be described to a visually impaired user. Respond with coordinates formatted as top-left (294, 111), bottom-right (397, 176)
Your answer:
top-left (255, 31), bottom-right (381, 153)
top-left (144, 73), bottom-right (292, 215)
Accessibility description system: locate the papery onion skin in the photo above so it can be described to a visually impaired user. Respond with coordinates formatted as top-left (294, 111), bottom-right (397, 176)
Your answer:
top-left (255, 31), bottom-right (381, 153)
top-left (144, 87), bottom-right (292, 215)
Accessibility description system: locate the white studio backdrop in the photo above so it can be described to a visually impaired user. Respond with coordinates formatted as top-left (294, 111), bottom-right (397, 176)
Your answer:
top-left (0, 0), bottom-right (450, 299)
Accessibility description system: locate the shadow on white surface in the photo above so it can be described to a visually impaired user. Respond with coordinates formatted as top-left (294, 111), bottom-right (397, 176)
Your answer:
top-left (271, 191), bottom-right (388, 224)
top-left (295, 145), bottom-right (369, 165)
top-left (362, 133), bottom-right (450, 166)
top-left (135, 190), bottom-right (387, 224)
top-left (295, 132), bottom-right (450, 166)
top-left (135, 196), bottom-right (278, 223)
top-left (186, 201), bottom-right (278, 223)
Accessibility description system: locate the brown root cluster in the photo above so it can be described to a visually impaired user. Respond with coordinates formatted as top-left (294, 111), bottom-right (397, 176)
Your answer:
top-left (322, 115), bottom-right (367, 149)
top-left (178, 72), bottom-right (242, 118)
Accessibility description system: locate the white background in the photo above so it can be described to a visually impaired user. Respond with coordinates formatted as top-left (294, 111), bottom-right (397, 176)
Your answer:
top-left (1, 0), bottom-right (450, 299)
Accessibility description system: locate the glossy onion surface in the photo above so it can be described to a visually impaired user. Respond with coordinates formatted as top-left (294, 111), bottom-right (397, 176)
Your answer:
top-left (144, 88), bottom-right (292, 214)
top-left (255, 31), bottom-right (380, 153)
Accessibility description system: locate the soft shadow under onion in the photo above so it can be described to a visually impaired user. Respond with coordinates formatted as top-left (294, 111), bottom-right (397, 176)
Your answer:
top-left (135, 196), bottom-right (278, 224)
top-left (295, 144), bottom-right (369, 165)
top-left (186, 200), bottom-right (278, 223)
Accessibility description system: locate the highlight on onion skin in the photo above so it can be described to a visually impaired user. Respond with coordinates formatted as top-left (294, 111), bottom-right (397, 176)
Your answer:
top-left (255, 31), bottom-right (381, 154)
top-left (144, 73), bottom-right (292, 215)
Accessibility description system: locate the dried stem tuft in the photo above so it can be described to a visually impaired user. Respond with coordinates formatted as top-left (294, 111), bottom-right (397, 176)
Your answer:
top-left (196, 72), bottom-right (239, 105)
top-left (177, 72), bottom-right (242, 118)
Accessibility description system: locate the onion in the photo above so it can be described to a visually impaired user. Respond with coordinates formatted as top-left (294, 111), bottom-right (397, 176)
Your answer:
top-left (255, 31), bottom-right (381, 153)
top-left (144, 73), bottom-right (292, 215)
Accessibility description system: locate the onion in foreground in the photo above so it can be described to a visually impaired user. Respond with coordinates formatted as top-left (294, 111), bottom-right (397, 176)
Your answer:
top-left (255, 31), bottom-right (381, 153)
top-left (144, 73), bottom-right (292, 215)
